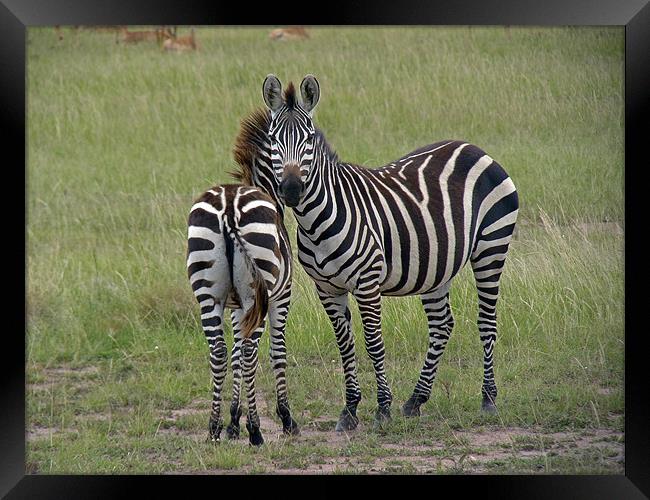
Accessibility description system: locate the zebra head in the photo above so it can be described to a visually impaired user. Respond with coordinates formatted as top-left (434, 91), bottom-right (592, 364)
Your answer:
top-left (262, 74), bottom-right (320, 207)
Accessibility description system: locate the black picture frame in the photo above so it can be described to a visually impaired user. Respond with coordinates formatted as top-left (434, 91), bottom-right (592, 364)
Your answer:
top-left (3, 0), bottom-right (648, 497)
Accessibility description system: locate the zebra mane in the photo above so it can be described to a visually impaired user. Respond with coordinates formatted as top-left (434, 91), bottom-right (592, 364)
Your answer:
top-left (314, 129), bottom-right (339, 164)
top-left (283, 82), bottom-right (297, 109)
top-left (231, 107), bottom-right (271, 185)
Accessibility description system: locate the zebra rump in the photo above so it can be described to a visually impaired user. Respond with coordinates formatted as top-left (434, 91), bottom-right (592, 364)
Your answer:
top-left (187, 184), bottom-right (281, 338)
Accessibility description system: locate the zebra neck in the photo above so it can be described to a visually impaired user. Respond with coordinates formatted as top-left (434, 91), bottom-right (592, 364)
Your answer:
top-left (292, 156), bottom-right (341, 235)
top-left (252, 159), bottom-right (286, 219)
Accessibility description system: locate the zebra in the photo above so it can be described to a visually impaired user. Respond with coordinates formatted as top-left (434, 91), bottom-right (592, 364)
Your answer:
top-left (187, 183), bottom-right (299, 445)
top-left (251, 73), bottom-right (520, 431)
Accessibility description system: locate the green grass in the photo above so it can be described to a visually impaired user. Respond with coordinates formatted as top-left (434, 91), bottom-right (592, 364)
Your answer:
top-left (26, 26), bottom-right (624, 474)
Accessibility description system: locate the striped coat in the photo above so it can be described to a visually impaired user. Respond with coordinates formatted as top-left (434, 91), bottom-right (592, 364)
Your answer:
top-left (237, 74), bottom-right (518, 431)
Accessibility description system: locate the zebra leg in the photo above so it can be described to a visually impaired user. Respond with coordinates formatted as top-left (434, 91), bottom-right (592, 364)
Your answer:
top-left (226, 309), bottom-right (244, 440)
top-left (201, 299), bottom-right (228, 442)
top-left (268, 292), bottom-right (300, 436)
top-left (354, 286), bottom-right (393, 426)
top-left (403, 283), bottom-right (454, 417)
top-left (471, 249), bottom-right (509, 415)
top-left (242, 327), bottom-right (264, 446)
top-left (317, 288), bottom-right (362, 432)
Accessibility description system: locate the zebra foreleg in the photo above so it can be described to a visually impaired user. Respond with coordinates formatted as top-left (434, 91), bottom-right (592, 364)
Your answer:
top-left (403, 285), bottom-right (454, 417)
top-left (202, 300), bottom-right (227, 442)
top-left (268, 294), bottom-right (300, 436)
top-left (355, 286), bottom-right (393, 427)
top-left (318, 289), bottom-right (362, 432)
top-left (226, 309), bottom-right (244, 439)
top-left (242, 327), bottom-right (265, 446)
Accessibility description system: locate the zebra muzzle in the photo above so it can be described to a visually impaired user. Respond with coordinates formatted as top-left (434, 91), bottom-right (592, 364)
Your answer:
top-left (278, 173), bottom-right (304, 207)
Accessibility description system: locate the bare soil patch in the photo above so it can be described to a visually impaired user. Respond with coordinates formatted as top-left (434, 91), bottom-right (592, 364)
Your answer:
top-left (183, 393), bottom-right (624, 474)
top-left (27, 425), bottom-right (56, 441)
top-left (26, 366), bottom-right (624, 474)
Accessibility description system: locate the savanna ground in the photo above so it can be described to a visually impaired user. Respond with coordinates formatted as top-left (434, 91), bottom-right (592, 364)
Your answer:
top-left (26, 26), bottom-right (624, 474)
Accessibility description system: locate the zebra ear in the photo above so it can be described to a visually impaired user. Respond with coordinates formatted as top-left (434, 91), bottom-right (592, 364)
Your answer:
top-left (262, 74), bottom-right (283, 112)
top-left (300, 74), bottom-right (320, 114)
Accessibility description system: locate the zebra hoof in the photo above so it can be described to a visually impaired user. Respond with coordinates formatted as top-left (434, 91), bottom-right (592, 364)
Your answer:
top-left (225, 423), bottom-right (240, 440)
top-left (208, 417), bottom-right (223, 443)
top-left (335, 407), bottom-right (359, 432)
top-left (247, 422), bottom-right (264, 446)
top-left (249, 431), bottom-right (264, 446)
top-left (402, 398), bottom-right (422, 417)
top-left (276, 403), bottom-right (300, 436)
top-left (373, 405), bottom-right (392, 429)
top-left (282, 418), bottom-right (300, 436)
top-left (481, 396), bottom-right (498, 415)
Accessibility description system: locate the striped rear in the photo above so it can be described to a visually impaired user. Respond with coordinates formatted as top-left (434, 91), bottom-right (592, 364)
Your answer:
top-left (186, 183), bottom-right (295, 444)
top-left (187, 184), bottom-right (287, 336)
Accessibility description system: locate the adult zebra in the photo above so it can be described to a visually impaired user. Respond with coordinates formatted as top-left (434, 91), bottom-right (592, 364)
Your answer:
top-left (242, 74), bottom-right (519, 431)
top-left (187, 184), bottom-right (299, 445)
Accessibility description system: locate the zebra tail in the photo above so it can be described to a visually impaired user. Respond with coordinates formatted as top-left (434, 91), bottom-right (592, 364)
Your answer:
top-left (228, 224), bottom-right (269, 339)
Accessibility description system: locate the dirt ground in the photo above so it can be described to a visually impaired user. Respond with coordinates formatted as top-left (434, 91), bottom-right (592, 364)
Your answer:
top-left (27, 364), bottom-right (624, 475)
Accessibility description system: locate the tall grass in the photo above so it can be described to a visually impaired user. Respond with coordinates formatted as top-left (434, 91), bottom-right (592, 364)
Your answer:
top-left (26, 26), bottom-right (624, 473)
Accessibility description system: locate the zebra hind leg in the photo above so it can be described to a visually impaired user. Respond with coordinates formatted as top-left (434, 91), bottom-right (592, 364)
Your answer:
top-left (471, 235), bottom-right (514, 415)
top-left (402, 283), bottom-right (454, 417)
top-left (242, 328), bottom-right (264, 446)
top-left (226, 309), bottom-right (244, 439)
top-left (269, 296), bottom-right (300, 436)
top-left (201, 300), bottom-right (227, 442)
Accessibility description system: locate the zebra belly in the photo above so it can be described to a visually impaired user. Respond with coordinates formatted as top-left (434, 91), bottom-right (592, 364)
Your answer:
top-left (378, 230), bottom-right (476, 297)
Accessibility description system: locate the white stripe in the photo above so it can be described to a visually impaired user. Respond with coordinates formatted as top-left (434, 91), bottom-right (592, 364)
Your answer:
top-left (199, 298), bottom-right (214, 308)
top-left (241, 200), bottom-right (276, 213)
top-left (190, 201), bottom-right (221, 216)
top-left (440, 144), bottom-right (469, 284)
top-left (247, 246), bottom-right (280, 265)
top-left (188, 225), bottom-right (221, 244)
top-left (473, 178), bottom-right (517, 245)
top-left (461, 155), bottom-right (494, 264)
top-left (473, 268), bottom-right (503, 279)
top-left (399, 141), bottom-right (455, 162)
top-left (477, 289), bottom-right (500, 300)
top-left (238, 222), bottom-right (278, 234)
top-left (259, 269), bottom-right (276, 284)
top-left (481, 209), bottom-right (519, 236)
top-left (475, 280), bottom-right (499, 288)
top-left (473, 234), bottom-right (513, 257)
top-left (189, 266), bottom-right (216, 283)
top-left (193, 286), bottom-right (214, 296)
top-left (187, 249), bottom-right (218, 266)
top-left (472, 253), bottom-right (507, 269)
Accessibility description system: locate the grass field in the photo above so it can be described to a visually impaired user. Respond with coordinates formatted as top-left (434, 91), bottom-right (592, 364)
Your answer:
top-left (26, 26), bottom-right (624, 474)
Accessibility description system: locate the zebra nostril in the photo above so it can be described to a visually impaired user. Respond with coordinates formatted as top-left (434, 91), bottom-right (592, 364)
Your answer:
top-left (279, 174), bottom-right (303, 206)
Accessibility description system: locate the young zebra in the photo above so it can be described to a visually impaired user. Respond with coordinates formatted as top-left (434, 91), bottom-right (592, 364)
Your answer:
top-left (250, 74), bottom-right (519, 431)
top-left (187, 184), bottom-right (299, 445)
